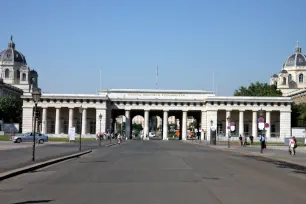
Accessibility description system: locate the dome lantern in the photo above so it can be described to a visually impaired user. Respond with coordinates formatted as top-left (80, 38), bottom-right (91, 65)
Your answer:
top-left (295, 40), bottom-right (302, 53)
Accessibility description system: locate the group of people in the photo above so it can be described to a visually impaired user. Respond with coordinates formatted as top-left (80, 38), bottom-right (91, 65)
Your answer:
top-left (238, 134), bottom-right (298, 155)
top-left (239, 135), bottom-right (254, 146)
top-left (96, 132), bottom-right (124, 144)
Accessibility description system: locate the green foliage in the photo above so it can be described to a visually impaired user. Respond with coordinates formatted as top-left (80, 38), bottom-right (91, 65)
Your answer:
top-left (168, 123), bottom-right (177, 130)
top-left (0, 96), bottom-right (22, 123)
top-left (132, 123), bottom-right (143, 131)
top-left (291, 103), bottom-right (306, 127)
top-left (234, 82), bottom-right (282, 96)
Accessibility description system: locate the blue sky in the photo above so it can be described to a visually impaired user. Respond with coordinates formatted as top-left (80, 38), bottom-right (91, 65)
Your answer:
top-left (1, 0), bottom-right (305, 96)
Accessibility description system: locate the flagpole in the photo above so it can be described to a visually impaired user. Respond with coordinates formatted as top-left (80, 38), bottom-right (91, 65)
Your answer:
top-left (156, 64), bottom-right (158, 89)
top-left (100, 70), bottom-right (102, 91)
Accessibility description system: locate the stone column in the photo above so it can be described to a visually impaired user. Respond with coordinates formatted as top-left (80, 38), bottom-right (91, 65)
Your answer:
top-left (82, 108), bottom-right (87, 135)
top-left (55, 108), bottom-right (60, 134)
top-left (68, 108), bottom-right (74, 130)
top-left (144, 110), bottom-right (149, 138)
top-left (252, 111), bottom-right (257, 138)
top-left (266, 111), bottom-right (271, 138)
top-left (201, 111), bottom-right (207, 140)
top-left (239, 110), bottom-right (244, 136)
top-left (182, 111), bottom-right (187, 140)
top-left (95, 109), bottom-right (106, 134)
top-left (206, 110), bottom-right (217, 141)
top-left (226, 111), bottom-right (231, 137)
top-left (280, 111), bottom-right (291, 139)
top-left (41, 108), bottom-right (47, 134)
top-left (125, 110), bottom-right (130, 139)
top-left (22, 107), bottom-right (33, 133)
top-left (163, 110), bottom-right (168, 140)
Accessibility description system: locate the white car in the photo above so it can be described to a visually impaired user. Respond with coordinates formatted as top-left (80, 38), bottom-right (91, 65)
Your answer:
top-left (149, 132), bottom-right (156, 137)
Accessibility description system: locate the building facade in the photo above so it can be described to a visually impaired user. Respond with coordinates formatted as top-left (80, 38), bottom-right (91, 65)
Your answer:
top-left (0, 36), bottom-right (39, 94)
top-left (0, 78), bottom-right (23, 98)
top-left (270, 43), bottom-right (306, 95)
top-left (21, 89), bottom-right (292, 141)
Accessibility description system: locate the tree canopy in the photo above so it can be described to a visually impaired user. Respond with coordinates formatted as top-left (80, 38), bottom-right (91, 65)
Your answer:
top-left (234, 82), bottom-right (282, 96)
top-left (0, 96), bottom-right (23, 123)
top-left (291, 103), bottom-right (306, 127)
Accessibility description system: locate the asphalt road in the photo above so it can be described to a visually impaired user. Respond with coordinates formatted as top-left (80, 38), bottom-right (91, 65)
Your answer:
top-left (1, 141), bottom-right (306, 204)
top-left (0, 140), bottom-right (115, 173)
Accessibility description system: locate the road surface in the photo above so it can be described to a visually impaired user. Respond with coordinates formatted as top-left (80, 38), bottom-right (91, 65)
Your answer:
top-left (0, 140), bottom-right (114, 173)
top-left (1, 140), bottom-right (306, 204)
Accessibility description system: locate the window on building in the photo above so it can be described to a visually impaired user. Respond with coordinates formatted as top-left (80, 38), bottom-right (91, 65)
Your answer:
top-left (5, 69), bottom-right (9, 78)
top-left (282, 77), bottom-right (286, 85)
top-left (22, 73), bottom-right (26, 81)
top-left (16, 70), bottom-right (20, 80)
top-left (271, 124), bottom-right (276, 133)
top-left (217, 122), bottom-right (223, 135)
top-left (244, 124), bottom-right (249, 135)
top-left (299, 74), bottom-right (303, 83)
top-left (90, 121), bottom-right (96, 134)
top-left (288, 74), bottom-right (292, 81)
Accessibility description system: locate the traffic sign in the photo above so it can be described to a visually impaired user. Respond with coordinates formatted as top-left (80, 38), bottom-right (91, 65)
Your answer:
top-left (258, 117), bottom-right (264, 123)
top-left (258, 122), bottom-right (264, 130)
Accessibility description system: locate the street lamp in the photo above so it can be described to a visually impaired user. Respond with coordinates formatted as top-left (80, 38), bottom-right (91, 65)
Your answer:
top-left (79, 106), bottom-right (83, 151)
top-left (99, 113), bottom-right (102, 146)
top-left (31, 88), bottom-right (41, 162)
top-left (110, 118), bottom-right (113, 144)
top-left (227, 117), bottom-right (231, 148)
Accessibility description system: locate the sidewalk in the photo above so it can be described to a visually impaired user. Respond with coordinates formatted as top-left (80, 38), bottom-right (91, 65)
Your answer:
top-left (0, 140), bottom-right (117, 173)
top-left (184, 140), bottom-right (306, 167)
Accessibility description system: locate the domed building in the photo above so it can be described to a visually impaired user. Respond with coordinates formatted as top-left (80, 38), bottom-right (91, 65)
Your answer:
top-left (0, 35), bottom-right (39, 93)
top-left (270, 43), bottom-right (306, 95)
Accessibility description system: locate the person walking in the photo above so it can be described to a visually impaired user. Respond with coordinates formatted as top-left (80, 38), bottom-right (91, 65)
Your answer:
top-left (239, 135), bottom-right (243, 146)
top-left (250, 135), bottom-right (254, 147)
top-left (243, 134), bottom-right (247, 146)
top-left (259, 134), bottom-right (266, 153)
top-left (289, 136), bottom-right (297, 155)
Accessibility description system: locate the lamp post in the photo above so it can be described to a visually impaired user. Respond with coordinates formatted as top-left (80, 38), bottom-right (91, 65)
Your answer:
top-left (99, 113), bottom-right (102, 146)
top-left (227, 117), bottom-right (231, 148)
top-left (31, 88), bottom-right (41, 162)
top-left (110, 118), bottom-right (113, 144)
top-left (79, 106), bottom-right (83, 151)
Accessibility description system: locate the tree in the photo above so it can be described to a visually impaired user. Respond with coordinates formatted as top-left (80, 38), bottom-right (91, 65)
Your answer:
top-left (0, 96), bottom-right (22, 123)
top-left (234, 82), bottom-right (282, 96)
top-left (132, 123), bottom-right (143, 131)
top-left (291, 104), bottom-right (306, 127)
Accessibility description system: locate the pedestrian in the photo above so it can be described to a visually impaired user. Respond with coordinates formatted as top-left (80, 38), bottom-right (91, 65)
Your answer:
top-left (239, 135), bottom-right (243, 146)
top-left (243, 134), bottom-right (247, 146)
top-left (289, 136), bottom-right (297, 155)
top-left (259, 134), bottom-right (266, 153)
top-left (250, 135), bottom-right (254, 146)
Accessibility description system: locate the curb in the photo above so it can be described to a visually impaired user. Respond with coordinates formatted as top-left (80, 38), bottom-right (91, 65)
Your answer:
top-left (0, 150), bottom-right (92, 181)
top-left (209, 145), bottom-right (306, 168)
top-left (184, 141), bottom-right (306, 168)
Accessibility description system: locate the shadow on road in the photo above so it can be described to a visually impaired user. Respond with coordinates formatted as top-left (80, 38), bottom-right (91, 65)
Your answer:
top-left (11, 200), bottom-right (53, 204)
top-left (238, 154), bottom-right (306, 175)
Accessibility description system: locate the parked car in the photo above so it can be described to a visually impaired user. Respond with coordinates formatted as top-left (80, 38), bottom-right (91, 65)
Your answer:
top-left (11, 132), bottom-right (48, 144)
top-left (149, 132), bottom-right (156, 137)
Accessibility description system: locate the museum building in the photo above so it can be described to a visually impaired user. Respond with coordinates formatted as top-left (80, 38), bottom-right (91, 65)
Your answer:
top-left (0, 37), bottom-right (293, 140)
